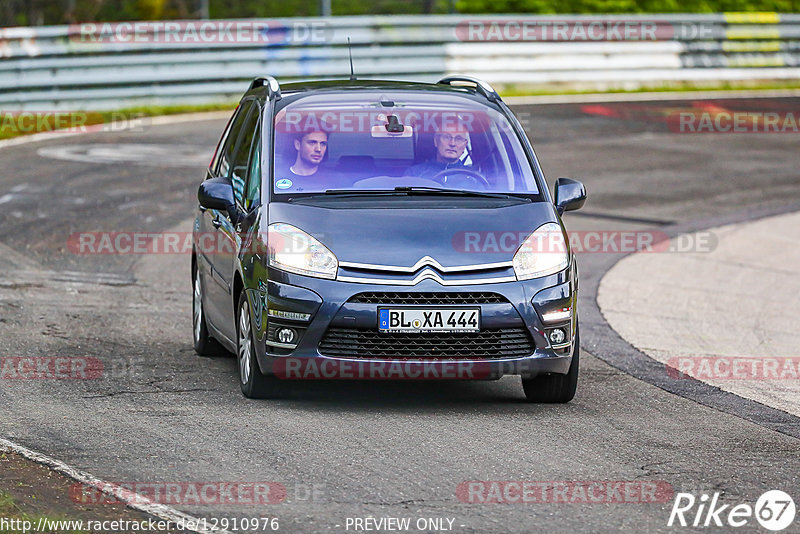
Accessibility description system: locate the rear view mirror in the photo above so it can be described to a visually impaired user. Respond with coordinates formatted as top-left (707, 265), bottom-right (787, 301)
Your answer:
top-left (371, 114), bottom-right (413, 138)
top-left (554, 177), bottom-right (586, 215)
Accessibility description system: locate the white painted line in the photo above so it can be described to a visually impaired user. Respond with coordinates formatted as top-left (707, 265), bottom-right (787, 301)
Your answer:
top-left (0, 110), bottom-right (231, 151)
top-left (504, 88), bottom-right (800, 105)
top-left (0, 437), bottom-right (234, 534)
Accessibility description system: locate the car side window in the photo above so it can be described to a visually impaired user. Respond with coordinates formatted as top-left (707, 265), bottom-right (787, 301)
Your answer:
top-left (218, 100), bottom-right (255, 179)
top-left (244, 121), bottom-right (262, 211)
top-left (209, 107), bottom-right (238, 173)
top-left (228, 104), bottom-right (260, 208)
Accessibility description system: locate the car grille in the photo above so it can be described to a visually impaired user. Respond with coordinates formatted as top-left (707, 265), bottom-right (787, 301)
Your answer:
top-left (319, 328), bottom-right (535, 359)
top-left (348, 292), bottom-right (507, 305)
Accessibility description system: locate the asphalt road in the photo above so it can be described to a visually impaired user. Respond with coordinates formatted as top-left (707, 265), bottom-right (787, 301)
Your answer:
top-left (1, 98), bottom-right (799, 533)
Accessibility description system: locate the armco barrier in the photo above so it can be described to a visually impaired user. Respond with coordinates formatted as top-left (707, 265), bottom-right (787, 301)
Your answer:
top-left (0, 13), bottom-right (799, 110)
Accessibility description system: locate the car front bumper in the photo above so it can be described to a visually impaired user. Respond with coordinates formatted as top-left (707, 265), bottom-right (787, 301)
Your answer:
top-left (248, 263), bottom-right (578, 380)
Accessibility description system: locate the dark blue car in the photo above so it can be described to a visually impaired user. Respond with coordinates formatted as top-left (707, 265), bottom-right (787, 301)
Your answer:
top-left (193, 76), bottom-right (586, 402)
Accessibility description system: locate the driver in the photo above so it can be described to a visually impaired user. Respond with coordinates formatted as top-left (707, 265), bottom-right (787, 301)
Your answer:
top-left (406, 123), bottom-right (471, 184)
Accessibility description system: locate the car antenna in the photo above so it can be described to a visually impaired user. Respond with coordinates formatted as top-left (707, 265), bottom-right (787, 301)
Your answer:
top-left (347, 37), bottom-right (356, 81)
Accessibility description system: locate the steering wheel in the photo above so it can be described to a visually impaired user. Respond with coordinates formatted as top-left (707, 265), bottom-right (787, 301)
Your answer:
top-left (430, 168), bottom-right (491, 189)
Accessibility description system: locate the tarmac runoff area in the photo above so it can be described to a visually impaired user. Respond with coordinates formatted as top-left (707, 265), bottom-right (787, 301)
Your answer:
top-left (598, 211), bottom-right (800, 417)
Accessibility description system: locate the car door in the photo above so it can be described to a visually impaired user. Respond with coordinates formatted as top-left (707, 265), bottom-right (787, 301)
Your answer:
top-left (228, 103), bottom-right (264, 328)
top-left (197, 103), bottom-right (242, 339)
top-left (239, 105), bottom-right (272, 343)
top-left (203, 99), bottom-right (259, 339)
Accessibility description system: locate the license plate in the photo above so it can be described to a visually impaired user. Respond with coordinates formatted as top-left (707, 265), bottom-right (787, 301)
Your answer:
top-left (378, 308), bottom-right (480, 333)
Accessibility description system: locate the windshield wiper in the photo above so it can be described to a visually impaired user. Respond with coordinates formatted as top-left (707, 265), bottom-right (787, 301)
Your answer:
top-left (320, 187), bottom-right (528, 201)
top-left (394, 187), bottom-right (527, 200)
top-left (323, 189), bottom-right (404, 196)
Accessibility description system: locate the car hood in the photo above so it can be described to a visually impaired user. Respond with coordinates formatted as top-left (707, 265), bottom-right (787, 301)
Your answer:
top-left (268, 200), bottom-right (560, 267)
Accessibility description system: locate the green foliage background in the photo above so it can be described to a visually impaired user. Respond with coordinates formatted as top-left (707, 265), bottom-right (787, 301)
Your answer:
top-left (3, 0), bottom-right (797, 26)
top-left (456, 0), bottom-right (797, 14)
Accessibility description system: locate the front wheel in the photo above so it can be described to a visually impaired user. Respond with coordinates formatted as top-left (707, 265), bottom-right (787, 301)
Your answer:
top-left (521, 325), bottom-right (579, 403)
top-left (236, 289), bottom-right (282, 399)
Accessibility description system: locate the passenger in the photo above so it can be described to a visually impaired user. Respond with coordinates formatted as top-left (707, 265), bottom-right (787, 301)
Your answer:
top-left (275, 130), bottom-right (343, 192)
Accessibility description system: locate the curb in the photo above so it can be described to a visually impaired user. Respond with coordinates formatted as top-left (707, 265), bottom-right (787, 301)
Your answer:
top-left (586, 202), bottom-right (800, 439)
top-left (0, 437), bottom-right (233, 534)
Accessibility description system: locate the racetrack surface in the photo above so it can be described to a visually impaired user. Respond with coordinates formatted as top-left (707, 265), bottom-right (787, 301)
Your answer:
top-left (1, 98), bottom-right (798, 533)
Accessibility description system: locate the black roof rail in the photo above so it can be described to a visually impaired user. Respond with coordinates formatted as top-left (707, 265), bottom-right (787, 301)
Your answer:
top-left (249, 76), bottom-right (282, 101)
top-left (437, 75), bottom-right (500, 102)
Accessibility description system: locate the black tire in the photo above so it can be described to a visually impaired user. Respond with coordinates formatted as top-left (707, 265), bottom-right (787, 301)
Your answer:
top-left (236, 289), bottom-right (282, 399)
top-left (521, 325), bottom-right (580, 403)
top-left (192, 265), bottom-right (225, 357)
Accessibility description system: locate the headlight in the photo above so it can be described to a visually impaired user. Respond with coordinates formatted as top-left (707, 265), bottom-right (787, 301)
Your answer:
top-left (267, 223), bottom-right (338, 279)
top-left (512, 222), bottom-right (569, 280)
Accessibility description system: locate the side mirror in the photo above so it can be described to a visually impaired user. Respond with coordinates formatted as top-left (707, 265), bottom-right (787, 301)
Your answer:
top-left (554, 177), bottom-right (586, 216)
top-left (198, 176), bottom-right (235, 211)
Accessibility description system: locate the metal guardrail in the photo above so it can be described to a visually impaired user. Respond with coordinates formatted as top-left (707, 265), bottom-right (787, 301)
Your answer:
top-left (1, 13), bottom-right (799, 109)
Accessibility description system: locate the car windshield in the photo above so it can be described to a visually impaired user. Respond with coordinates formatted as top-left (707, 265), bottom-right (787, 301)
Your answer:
top-left (271, 91), bottom-right (539, 196)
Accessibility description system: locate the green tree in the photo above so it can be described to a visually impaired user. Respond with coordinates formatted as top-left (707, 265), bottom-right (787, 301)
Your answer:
top-left (455, 0), bottom-right (796, 12)
top-left (1, 0), bottom-right (796, 26)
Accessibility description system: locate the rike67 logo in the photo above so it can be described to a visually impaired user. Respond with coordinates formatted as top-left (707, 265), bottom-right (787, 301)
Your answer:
top-left (668, 490), bottom-right (795, 531)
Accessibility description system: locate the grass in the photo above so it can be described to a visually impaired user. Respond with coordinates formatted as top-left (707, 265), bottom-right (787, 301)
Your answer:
top-left (2, 80), bottom-right (798, 142)
top-left (0, 101), bottom-right (237, 141)
top-left (0, 491), bottom-right (89, 534)
top-left (498, 79), bottom-right (800, 97)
